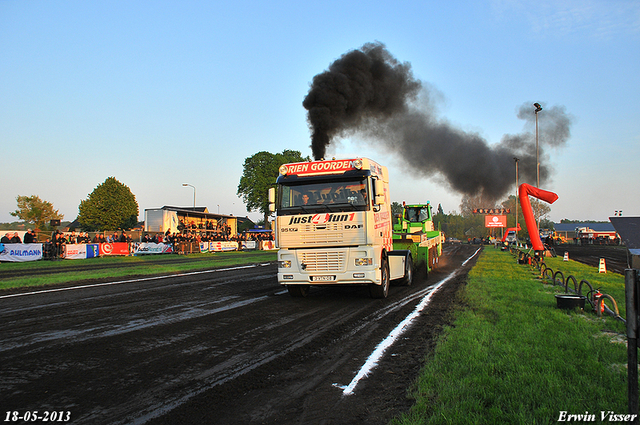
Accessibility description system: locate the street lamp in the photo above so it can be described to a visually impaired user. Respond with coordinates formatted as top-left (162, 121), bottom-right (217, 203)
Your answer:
top-left (182, 184), bottom-right (196, 208)
top-left (514, 157), bottom-right (519, 239)
top-left (534, 103), bottom-right (543, 187)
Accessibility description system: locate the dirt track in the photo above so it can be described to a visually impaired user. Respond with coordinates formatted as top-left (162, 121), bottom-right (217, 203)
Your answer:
top-left (0, 244), bottom-right (479, 425)
top-left (554, 244), bottom-right (630, 274)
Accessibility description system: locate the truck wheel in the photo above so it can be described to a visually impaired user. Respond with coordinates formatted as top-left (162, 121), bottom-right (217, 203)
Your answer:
top-left (401, 255), bottom-right (413, 286)
top-left (370, 256), bottom-right (390, 298)
top-left (287, 285), bottom-right (309, 297)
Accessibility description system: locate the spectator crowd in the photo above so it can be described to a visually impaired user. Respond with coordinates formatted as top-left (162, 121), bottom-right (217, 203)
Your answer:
top-left (2, 226), bottom-right (274, 260)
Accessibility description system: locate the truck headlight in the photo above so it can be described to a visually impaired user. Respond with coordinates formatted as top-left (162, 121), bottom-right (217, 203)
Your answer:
top-left (354, 258), bottom-right (372, 266)
top-left (279, 260), bottom-right (292, 269)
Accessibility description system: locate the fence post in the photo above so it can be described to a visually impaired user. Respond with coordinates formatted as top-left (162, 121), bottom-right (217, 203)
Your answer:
top-left (625, 268), bottom-right (639, 422)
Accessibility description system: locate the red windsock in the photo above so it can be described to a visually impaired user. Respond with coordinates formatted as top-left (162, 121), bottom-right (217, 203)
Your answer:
top-left (519, 183), bottom-right (559, 251)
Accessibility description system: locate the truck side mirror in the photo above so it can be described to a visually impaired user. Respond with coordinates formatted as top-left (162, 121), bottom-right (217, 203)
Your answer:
top-left (268, 188), bottom-right (276, 212)
top-left (374, 179), bottom-right (386, 206)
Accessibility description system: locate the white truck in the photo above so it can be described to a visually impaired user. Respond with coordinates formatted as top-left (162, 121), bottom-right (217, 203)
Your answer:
top-left (268, 157), bottom-right (441, 298)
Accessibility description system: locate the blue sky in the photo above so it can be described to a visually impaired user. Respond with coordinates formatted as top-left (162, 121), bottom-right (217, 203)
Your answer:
top-left (2, 0), bottom-right (639, 224)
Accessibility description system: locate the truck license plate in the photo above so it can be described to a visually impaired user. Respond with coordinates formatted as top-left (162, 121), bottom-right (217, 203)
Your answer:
top-left (311, 275), bottom-right (335, 282)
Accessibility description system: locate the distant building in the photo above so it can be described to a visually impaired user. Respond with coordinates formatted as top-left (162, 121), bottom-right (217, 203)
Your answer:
top-left (144, 206), bottom-right (254, 237)
top-left (554, 222), bottom-right (618, 241)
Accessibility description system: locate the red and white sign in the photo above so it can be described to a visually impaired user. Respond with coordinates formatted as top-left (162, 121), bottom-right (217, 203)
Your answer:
top-left (284, 159), bottom-right (359, 176)
top-left (209, 241), bottom-right (239, 252)
top-left (100, 242), bottom-right (131, 256)
top-left (485, 215), bottom-right (507, 228)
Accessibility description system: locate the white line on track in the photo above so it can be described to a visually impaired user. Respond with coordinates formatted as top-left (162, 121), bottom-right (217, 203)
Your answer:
top-left (336, 248), bottom-right (481, 396)
top-left (0, 263), bottom-right (273, 300)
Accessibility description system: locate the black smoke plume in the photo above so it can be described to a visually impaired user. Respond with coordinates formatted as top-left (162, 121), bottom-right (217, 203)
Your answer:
top-left (303, 42), bottom-right (421, 160)
top-left (303, 42), bottom-right (573, 202)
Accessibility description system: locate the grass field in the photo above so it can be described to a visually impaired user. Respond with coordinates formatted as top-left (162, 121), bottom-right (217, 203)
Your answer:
top-left (394, 246), bottom-right (632, 425)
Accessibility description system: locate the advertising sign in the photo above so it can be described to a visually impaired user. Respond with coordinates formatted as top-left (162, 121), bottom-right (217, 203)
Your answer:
top-left (241, 240), bottom-right (257, 250)
top-left (0, 243), bottom-right (43, 262)
top-left (209, 241), bottom-right (238, 252)
top-left (260, 240), bottom-right (277, 251)
top-left (284, 159), bottom-right (358, 176)
top-left (132, 243), bottom-right (173, 255)
top-left (100, 242), bottom-right (131, 256)
top-left (64, 244), bottom-right (99, 259)
top-left (485, 215), bottom-right (507, 228)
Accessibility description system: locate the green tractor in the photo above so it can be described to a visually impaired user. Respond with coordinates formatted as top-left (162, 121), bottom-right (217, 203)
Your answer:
top-left (392, 203), bottom-right (444, 279)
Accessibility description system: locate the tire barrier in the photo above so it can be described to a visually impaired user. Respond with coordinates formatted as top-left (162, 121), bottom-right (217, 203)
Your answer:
top-left (508, 246), bottom-right (624, 323)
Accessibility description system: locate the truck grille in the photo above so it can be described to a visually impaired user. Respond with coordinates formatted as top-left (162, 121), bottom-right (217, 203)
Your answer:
top-left (299, 223), bottom-right (364, 245)
top-left (301, 251), bottom-right (345, 272)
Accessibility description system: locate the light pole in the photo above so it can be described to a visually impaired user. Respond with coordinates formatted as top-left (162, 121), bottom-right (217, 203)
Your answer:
top-left (182, 184), bottom-right (196, 208)
top-left (514, 157), bottom-right (519, 239)
top-left (534, 103), bottom-right (543, 187)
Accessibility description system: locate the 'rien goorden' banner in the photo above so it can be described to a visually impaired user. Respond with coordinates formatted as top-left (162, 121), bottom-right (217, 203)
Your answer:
top-left (285, 159), bottom-right (358, 176)
top-left (485, 215), bottom-right (507, 228)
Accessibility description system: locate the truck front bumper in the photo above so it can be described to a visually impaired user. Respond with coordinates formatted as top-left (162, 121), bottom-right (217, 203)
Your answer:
top-left (277, 247), bottom-right (381, 286)
top-left (278, 270), bottom-right (379, 286)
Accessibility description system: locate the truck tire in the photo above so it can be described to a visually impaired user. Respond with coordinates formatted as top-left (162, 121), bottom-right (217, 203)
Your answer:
top-left (287, 285), bottom-right (309, 298)
top-left (370, 256), bottom-right (390, 298)
top-left (400, 255), bottom-right (413, 286)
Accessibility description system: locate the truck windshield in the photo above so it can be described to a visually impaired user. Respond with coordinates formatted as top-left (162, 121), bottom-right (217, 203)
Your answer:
top-left (405, 207), bottom-right (430, 222)
top-left (278, 178), bottom-right (369, 213)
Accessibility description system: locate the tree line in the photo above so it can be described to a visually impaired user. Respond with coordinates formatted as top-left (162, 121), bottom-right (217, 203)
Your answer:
top-left (9, 177), bottom-right (138, 232)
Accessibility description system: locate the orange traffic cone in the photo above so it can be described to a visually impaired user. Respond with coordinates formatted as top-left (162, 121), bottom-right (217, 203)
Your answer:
top-left (598, 258), bottom-right (607, 274)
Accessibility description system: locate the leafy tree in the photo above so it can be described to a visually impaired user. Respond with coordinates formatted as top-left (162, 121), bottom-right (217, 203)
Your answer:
top-left (237, 150), bottom-right (309, 227)
top-left (391, 201), bottom-right (403, 217)
top-left (539, 218), bottom-right (555, 231)
top-left (10, 195), bottom-right (64, 230)
top-left (560, 218), bottom-right (607, 224)
top-left (459, 194), bottom-right (500, 217)
top-left (78, 177), bottom-right (139, 231)
top-left (433, 211), bottom-right (461, 239)
top-left (530, 199), bottom-right (551, 224)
